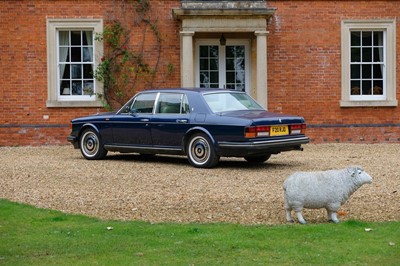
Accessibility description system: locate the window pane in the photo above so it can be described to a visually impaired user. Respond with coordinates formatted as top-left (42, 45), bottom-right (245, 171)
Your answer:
top-left (83, 64), bottom-right (93, 79)
top-left (59, 31), bottom-right (69, 45)
top-left (200, 72), bottom-right (210, 84)
top-left (361, 31), bottom-right (372, 46)
top-left (351, 48), bottom-right (360, 62)
top-left (83, 47), bottom-right (93, 62)
top-left (60, 64), bottom-right (70, 79)
top-left (83, 81), bottom-right (94, 95)
top-left (351, 80), bottom-right (361, 95)
top-left (351, 64), bottom-right (360, 79)
top-left (373, 47), bottom-right (383, 62)
top-left (373, 32), bottom-right (383, 46)
top-left (72, 81), bottom-right (82, 95)
top-left (60, 80), bottom-right (70, 95)
top-left (82, 31), bottom-right (93, 45)
top-left (200, 59), bottom-right (208, 71)
top-left (59, 47), bottom-right (69, 62)
top-left (200, 46), bottom-right (208, 57)
top-left (71, 31), bottom-right (81, 45)
top-left (227, 46), bottom-right (244, 58)
top-left (236, 71), bottom-right (245, 84)
top-left (362, 65), bottom-right (372, 79)
top-left (131, 93), bottom-right (157, 113)
top-left (362, 80), bottom-right (372, 95)
top-left (226, 58), bottom-right (234, 71)
top-left (210, 71), bottom-right (219, 84)
top-left (373, 64), bottom-right (383, 79)
top-left (71, 47), bottom-right (81, 62)
top-left (71, 64), bottom-right (82, 78)
top-left (210, 58), bottom-right (218, 70)
top-left (362, 48), bottom-right (372, 62)
top-left (226, 72), bottom-right (235, 83)
top-left (209, 46), bottom-right (218, 57)
top-left (373, 80), bottom-right (383, 95)
top-left (351, 32), bottom-right (361, 46)
top-left (157, 93), bottom-right (182, 114)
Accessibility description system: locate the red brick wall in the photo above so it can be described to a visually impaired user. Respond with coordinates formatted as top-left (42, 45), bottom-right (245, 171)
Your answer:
top-left (0, 0), bottom-right (181, 146)
top-left (267, 0), bottom-right (400, 143)
top-left (0, 0), bottom-right (399, 146)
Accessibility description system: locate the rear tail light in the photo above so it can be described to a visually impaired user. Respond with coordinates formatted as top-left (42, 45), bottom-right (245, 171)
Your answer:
top-left (245, 126), bottom-right (270, 138)
top-left (290, 124), bottom-right (306, 134)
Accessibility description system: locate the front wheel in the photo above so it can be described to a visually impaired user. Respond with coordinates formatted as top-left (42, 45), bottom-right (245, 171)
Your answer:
top-left (79, 128), bottom-right (108, 160)
top-left (186, 133), bottom-right (219, 168)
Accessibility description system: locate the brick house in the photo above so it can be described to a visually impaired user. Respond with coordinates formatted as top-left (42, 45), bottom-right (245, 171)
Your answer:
top-left (0, 0), bottom-right (399, 146)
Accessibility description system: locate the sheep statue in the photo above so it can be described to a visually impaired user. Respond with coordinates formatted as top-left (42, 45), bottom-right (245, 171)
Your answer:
top-left (283, 166), bottom-right (373, 224)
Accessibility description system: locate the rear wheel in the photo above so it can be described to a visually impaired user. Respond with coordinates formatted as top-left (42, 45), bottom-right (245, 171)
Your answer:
top-left (186, 133), bottom-right (219, 168)
top-left (244, 154), bottom-right (271, 164)
top-left (80, 128), bottom-right (108, 160)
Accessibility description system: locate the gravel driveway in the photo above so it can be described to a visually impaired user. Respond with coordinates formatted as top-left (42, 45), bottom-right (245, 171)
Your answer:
top-left (1, 144), bottom-right (399, 225)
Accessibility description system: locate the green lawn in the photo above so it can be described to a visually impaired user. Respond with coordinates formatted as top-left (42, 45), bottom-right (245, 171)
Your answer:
top-left (0, 199), bottom-right (399, 265)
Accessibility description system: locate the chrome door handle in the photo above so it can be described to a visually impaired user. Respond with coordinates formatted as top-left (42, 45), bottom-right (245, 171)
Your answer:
top-left (176, 119), bottom-right (188, 123)
top-left (140, 118), bottom-right (150, 122)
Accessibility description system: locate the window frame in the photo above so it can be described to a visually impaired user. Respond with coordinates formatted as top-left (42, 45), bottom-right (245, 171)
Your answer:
top-left (340, 20), bottom-right (397, 107)
top-left (46, 19), bottom-right (103, 107)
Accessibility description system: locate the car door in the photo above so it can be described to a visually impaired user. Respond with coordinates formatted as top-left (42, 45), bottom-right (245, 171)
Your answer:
top-left (111, 92), bottom-right (157, 146)
top-left (151, 93), bottom-right (191, 148)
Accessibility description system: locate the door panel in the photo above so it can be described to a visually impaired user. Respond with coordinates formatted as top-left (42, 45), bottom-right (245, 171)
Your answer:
top-left (111, 114), bottom-right (152, 145)
top-left (151, 93), bottom-right (191, 148)
top-left (111, 92), bottom-right (157, 146)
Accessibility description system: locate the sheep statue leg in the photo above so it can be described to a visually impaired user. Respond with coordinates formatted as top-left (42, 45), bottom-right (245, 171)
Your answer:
top-left (329, 212), bottom-right (339, 223)
top-left (284, 198), bottom-right (307, 224)
top-left (284, 200), bottom-right (294, 223)
top-left (295, 209), bottom-right (307, 224)
top-left (326, 203), bottom-right (341, 223)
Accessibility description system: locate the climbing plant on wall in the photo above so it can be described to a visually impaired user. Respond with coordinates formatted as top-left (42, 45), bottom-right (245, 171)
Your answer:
top-left (94, 0), bottom-right (163, 110)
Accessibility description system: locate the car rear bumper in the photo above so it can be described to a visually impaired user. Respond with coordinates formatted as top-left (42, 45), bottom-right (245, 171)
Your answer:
top-left (217, 135), bottom-right (310, 156)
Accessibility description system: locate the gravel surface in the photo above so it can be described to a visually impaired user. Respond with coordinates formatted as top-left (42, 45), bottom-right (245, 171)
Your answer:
top-left (1, 144), bottom-right (399, 225)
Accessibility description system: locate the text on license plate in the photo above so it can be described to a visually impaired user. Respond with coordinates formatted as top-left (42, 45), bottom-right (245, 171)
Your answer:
top-left (270, 125), bottom-right (289, 136)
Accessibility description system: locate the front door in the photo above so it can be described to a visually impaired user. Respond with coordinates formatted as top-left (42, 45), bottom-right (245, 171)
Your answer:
top-left (196, 40), bottom-right (250, 92)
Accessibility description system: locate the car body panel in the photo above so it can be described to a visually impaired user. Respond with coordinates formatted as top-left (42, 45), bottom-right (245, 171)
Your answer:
top-left (68, 88), bottom-right (309, 166)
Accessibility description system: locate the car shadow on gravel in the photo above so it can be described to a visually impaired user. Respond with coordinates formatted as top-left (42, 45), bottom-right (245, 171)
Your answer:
top-left (105, 153), bottom-right (301, 170)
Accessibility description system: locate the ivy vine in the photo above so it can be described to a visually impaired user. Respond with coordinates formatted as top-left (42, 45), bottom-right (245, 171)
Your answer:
top-left (94, 0), bottom-right (166, 110)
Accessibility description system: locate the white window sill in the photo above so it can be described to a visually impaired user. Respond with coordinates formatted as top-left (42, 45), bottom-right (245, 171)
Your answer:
top-left (46, 100), bottom-right (104, 108)
top-left (340, 100), bottom-right (398, 108)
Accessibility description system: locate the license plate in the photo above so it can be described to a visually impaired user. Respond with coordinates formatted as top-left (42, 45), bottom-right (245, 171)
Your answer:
top-left (270, 125), bottom-right (289, 136)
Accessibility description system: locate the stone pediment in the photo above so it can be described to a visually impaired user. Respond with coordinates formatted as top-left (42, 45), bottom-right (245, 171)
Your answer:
top-left (173, 0), bottom-right (275, 21)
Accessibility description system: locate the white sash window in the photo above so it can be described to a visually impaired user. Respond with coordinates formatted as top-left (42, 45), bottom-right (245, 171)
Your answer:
top-left (46, 19), bottom-right (103, 107)
top-left (341, 20), bottom-right (397, 107)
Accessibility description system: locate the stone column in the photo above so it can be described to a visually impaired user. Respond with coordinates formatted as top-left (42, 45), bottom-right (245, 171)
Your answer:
top-left (180, 31), bottom-right (195, 88)
top-left (255, 31), bottom-right (268, 109)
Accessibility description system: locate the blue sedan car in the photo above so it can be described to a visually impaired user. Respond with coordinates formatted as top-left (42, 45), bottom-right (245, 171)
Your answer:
top-left (67, 88), bottom-right (309, 168)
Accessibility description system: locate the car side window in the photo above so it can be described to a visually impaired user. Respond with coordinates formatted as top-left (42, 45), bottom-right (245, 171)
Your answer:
top-left (130, 93), bottom-right (157, 113)
top-left (156, 93), bottom-right (190, 114)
